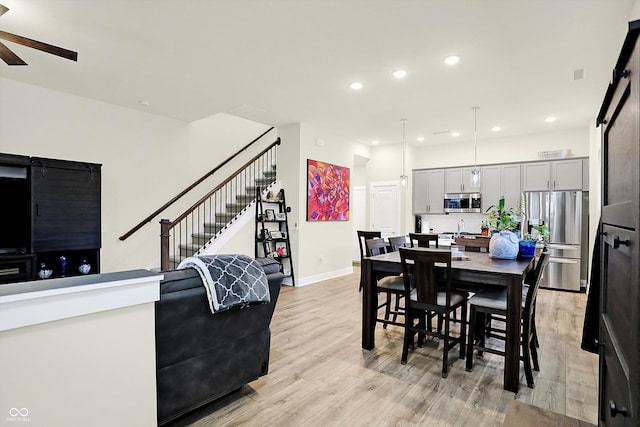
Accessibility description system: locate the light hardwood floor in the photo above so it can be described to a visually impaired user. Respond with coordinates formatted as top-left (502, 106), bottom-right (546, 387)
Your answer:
top-left (170, 266), bottom-right (598, 426)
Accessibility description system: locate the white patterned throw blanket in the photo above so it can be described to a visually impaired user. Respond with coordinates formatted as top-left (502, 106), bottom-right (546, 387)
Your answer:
top-left (177, 254), bottom-right (270, 314)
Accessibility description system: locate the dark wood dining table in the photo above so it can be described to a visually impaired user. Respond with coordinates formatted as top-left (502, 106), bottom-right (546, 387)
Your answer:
top-left (361, 250), bottom-right (535, 393)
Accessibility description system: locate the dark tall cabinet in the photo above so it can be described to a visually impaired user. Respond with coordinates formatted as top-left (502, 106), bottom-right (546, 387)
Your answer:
top-left (0, 153), bottom-right (101, 283)
top-left (596, 20), bottom-right (640, 427)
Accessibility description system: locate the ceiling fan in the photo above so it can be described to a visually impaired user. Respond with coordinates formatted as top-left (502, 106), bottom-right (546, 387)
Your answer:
top-left (0, 3), bottom-right (77, 65)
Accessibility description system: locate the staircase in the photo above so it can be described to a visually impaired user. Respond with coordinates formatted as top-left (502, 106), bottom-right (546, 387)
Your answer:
top-left (169, 164), bottom-right (278, 269)
top-left (118, 128), bottom-right (280, 272)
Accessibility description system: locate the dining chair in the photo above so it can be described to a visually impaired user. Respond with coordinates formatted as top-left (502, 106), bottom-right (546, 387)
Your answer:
top-left (408, 233), bottom-right (439, 248)
top-left (453, 236), bottom-right (490, 253)
top-left (357, 230), bottom-right (382, 291)
top-left (366, 238), bottom-right (406, 329)
top-left (465, 250), bottom-right (550, 388)
top-left (398, 247), bottom-right (468, 378)
top-left (388, 235), bottom-right (409, 252)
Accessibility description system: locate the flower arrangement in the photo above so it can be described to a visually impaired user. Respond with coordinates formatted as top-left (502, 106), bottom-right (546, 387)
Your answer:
top-left (485, 197), bottom-right (520, 259)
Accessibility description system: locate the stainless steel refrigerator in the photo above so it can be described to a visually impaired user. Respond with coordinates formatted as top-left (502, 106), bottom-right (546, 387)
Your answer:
top-left (523, 191), bottom-right (588, 291)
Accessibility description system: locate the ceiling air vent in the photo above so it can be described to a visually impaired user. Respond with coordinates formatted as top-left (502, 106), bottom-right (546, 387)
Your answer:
top-left (228, 104), bottom-right (266, 117)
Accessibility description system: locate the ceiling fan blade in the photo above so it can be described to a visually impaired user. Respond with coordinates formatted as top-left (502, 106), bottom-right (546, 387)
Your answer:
top-left (0, 4), bottom-right (8, 17)
top-left (0, 40), bottom-right (26, 65)
top-left (0, 30), bottom-right (77, 61)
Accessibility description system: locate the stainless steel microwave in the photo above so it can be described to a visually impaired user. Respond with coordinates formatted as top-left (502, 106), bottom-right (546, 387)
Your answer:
top-left (443, 193), bottom-right (482, 213)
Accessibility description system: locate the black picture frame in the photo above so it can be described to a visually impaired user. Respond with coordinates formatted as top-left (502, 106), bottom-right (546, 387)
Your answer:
top-left (265, 209), bottom-right (275, 221)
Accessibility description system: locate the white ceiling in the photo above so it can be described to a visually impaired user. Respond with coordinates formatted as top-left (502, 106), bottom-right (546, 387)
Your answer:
top-left (0, 0), bottom-right (634, 146)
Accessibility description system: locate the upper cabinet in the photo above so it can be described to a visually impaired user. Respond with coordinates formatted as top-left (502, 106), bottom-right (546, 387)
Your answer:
top-left (553, 159), bottom-right (584, 190)
top-left (522, 162), bottom-right (550, 191)
top-left (481, 165), bottom-right (501, 210)
top-left (522, 159), bottom-right (583, 191)
top-left (481, 164), bottom-right (522, 213)
top-left (445, 167), bottom-right (481, 193)
top-left (502, 164), bottom-right (522, 210)
top-left (413, 158), bottom-right (586, 216)
top-left (413, 169), bottom-right (444, 214)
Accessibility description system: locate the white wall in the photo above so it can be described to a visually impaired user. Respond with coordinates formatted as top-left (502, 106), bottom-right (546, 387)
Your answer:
top-left (0, 77), bottom-right (272, 273)
top-left (413, 127), bottom-right (589, 170)
top-left (276, 123), bottom-right (373, 285)
top-left (364, 126), bottom-right (590, 237)
top-left (0, 302), bottom-right (157, 427)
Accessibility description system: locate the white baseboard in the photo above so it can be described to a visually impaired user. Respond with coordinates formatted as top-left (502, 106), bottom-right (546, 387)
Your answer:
top-left (293, 266), bottom-right (354, 287)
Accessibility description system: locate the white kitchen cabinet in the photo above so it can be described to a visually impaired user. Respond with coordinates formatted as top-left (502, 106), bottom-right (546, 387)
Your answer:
top-left (552, 159), bottom-right (583, 190)
top-left (445, 167), bottom-right (481, 193)
top-left (522, 159), bottom-right (583, 191)
top-left (502, 164), bottom-right (522, 211)
top-left (413, 169), bottom-right (444, 214)
top-left (522, 162), bottom-right (551, 191)
top-left (481, 165), bottom-right (501, 211)
top-left (481, 164), bottom-right (522, 213)
top-left (413, 170), bottom-right (429, 214)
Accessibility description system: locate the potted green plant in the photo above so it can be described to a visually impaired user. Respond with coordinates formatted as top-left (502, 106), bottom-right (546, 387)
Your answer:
top-left (485, 197), bottom-right (520, 259)
top-left (519, 224), bottom-right (550, 258)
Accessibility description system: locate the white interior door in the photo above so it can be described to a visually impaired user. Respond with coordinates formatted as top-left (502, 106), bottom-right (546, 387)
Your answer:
top-left (352, 186), bottom-right (366, 261)
top-left (370, 181), bottom-right (400, 237)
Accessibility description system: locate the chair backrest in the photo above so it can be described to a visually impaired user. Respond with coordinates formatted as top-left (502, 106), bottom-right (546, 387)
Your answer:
top-left (366, 238), bottom-right (389, 257)
top-left (399, 247), bottom-right (452, 308)
top-left (454, 236), bottom-right (490, 252)
top-left (388, 235), bottom-right (408, 252)
top-left (357, 230), bottom-right (381, 260)
top-left (524, 251), bottom-right (550, 313)
top-left (408, 233), bottom-right (439, 248)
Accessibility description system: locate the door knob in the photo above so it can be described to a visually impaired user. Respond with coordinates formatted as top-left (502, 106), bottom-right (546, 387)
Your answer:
top-left (610, 400), bottom-right (628, 418)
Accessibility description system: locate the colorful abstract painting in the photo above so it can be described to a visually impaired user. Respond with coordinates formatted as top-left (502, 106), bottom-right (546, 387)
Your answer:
top-left (307, 159), bottom-right (350, 221)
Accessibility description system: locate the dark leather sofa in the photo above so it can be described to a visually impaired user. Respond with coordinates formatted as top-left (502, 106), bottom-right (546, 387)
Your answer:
top-left (155, 257), bottom-right (283, 425)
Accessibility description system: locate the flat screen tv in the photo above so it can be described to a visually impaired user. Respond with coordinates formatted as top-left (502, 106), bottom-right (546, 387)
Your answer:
top-left (0, 165), bottom-right (30, 253)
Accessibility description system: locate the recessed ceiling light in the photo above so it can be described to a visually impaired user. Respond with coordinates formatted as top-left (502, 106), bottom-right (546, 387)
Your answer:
top-left (545, 116), bottom-right (557, 123)
top-left (350, 82), bottom-right (363, 90)
top-left (372, 140), bottom-right (379, 145)
top-left (392, 69), bottom-right (407, 79)
top-left (451, 132), bottom-right (460, 137)
top-left (416, 136), bottom-right (424, 142)
top-left (491, 126), bottom-right (502, 132)
top-left (443, 55), bottom-right (460, 65)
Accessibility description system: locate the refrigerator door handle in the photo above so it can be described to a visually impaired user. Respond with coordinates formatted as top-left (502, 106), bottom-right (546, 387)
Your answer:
top-left (549, 257), bottom-right (579, 264)
top-left (548, 243), bottom-right (580, 251)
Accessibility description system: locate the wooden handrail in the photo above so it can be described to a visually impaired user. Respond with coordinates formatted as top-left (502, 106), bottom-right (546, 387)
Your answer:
top-left (119, 127), bottom-right (275, 241)
top-left (169, 138), bottom-right (280, 227)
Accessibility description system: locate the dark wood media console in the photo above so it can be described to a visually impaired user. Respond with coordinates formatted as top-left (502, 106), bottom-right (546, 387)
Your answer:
top-left (0, 153), bottom-right (101, 283)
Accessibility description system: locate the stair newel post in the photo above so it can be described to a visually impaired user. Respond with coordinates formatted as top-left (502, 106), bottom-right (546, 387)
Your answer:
top-left (160, 219), bottom-right (171, 271)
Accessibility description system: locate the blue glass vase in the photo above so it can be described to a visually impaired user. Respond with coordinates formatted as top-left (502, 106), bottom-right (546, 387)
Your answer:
top-left (518, 240), bottom-right (537, 258)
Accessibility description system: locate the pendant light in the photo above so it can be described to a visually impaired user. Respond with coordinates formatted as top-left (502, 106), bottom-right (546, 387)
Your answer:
top-left (471, 106), bottom-right (480, 187)
top-left (400, 119), bottom-right (408, 187)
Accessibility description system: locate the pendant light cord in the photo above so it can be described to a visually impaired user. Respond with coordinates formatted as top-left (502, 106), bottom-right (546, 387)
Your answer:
top-left (401, 119), bottom-right (407, 178)
top-left (472, 106), bottom-right (479, 169)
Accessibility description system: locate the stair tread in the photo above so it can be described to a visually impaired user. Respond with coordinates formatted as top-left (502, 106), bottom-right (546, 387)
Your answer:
top-left (191, 232), bottom-right (214, 238)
